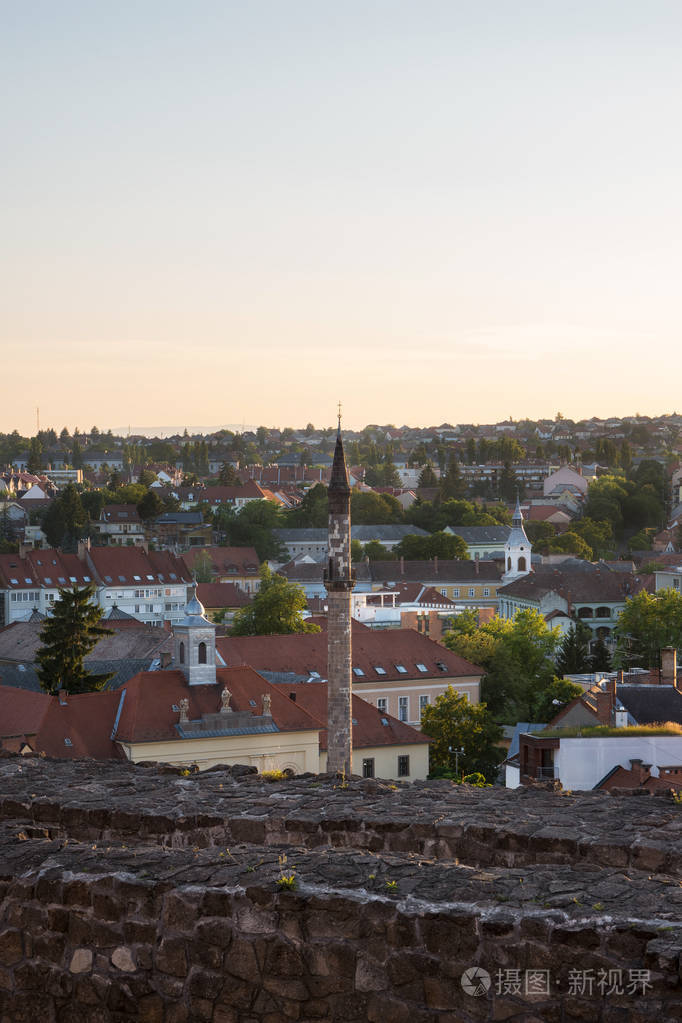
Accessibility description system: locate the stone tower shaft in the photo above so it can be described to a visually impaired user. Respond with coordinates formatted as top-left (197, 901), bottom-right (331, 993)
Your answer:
top-left (324, 426), bottom-right (355, 776)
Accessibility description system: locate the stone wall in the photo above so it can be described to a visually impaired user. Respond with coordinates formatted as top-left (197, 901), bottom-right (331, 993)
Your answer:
top-left (1, 756), bottom-right (682, 1021)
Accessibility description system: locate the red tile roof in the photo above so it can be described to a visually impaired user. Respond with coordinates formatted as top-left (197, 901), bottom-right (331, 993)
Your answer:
top-left (196, 583), bottom-right (251, 608)
top-left (217, 629), bottom-right (483, 681)
top-left (87, 547), bottom-right (191, 585)
top-left (114, 667), bottom-right (321, 743)
top-left (0, 550), bottom-right (92, 590)
top-left (284, 683), bottom-right (429, 751)
top-left (182, 546), bottom-right (260, 576)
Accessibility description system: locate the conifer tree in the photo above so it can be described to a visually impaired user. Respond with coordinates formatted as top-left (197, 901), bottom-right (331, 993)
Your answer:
top-left (555, 622), bottom-right (592, 675)
top-left (36, 585), bottom-right (114, 695)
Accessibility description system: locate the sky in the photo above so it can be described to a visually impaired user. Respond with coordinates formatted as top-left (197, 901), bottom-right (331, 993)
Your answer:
top-left (3, 1), bottom-right (682, 436)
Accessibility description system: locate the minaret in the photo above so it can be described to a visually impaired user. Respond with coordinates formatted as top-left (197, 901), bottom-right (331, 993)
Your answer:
top-left (324, 411), bottom-right (355, 776)
top-left (502, 494), bottom-right (532, 582)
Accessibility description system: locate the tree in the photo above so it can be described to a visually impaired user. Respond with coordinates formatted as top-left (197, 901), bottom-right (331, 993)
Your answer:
top-left (224, 500), bottom-right (288, 561)
top-left (555, 622), bottom-right (593, 675)
top-left (287, 483), bottom-right (328, 528)
top-left (219, 462), bottom-right (242, 486)
top-left (590, 636), bottom-right (612, 672)
top-left (41, 483), bottom-right (89, 550)
top-left (417, 464), bottom-right (438, 488)
top-left (231, 565), bottom-right (321, 636)
top-left (350, 539), bottom-right (364, 562)
top-left (543, 532), bottom-right (593, 561)
top-left (498, 462), bottom-right (521, 502)
top-left (137, 490), bottom-right (164, 523)
top-left (351, 491), bottom-right (403, 525)
top-left (614, 589), bottom-right (682, 669)
top-left (532, 676), bottom-right (585, 723)
top-left (193, 550), bottom-right (214, 583)
top-left (363, 539), bottom-right (397, 561)
top-left (439, 453), bottom-right (467, 500)
top-left (137, 469), bottom-right (158, 488)
top-left (27, 437), bottom-right (43, 474)
top-left (444, 609), bottom-right (560, 721)
top-left (36, 585), bottom-right (114, 694)
top-left (420, 687), bottom-right (503, 781)
top-left (394, 532), bottom-right (469, 561)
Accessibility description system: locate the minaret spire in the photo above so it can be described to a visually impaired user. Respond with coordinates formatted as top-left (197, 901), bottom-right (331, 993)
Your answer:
top-left (324, 411), bottom-right (355, 777)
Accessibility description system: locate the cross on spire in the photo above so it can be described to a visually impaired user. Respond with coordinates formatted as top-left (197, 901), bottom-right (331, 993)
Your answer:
top-left (337, 400), bottom-right (342, 436)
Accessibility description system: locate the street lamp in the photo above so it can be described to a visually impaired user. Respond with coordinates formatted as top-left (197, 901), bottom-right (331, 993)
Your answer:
top-left (448, 745), bottom-right (465, 779)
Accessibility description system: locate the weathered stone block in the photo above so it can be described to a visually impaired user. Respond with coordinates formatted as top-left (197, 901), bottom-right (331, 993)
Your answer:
top-left (0, 928), bottom-right (23, 966)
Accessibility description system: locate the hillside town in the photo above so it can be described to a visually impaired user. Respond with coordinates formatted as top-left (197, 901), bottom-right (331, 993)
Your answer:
top-left (1, 413), bottom-right (681, 794)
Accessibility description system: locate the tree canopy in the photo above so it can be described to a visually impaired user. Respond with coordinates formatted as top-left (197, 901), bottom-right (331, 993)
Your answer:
top-left (420, 686), bottom-right (503, 781)
top-left (443, 609), bottom-right (560, 721)
top-left (614, 589), bottom-right (682, 669)
top-left (36, 585), bottom-right (114, 694)
top-left (394, 531), bottom-right (469, 561)
top-left (231, 565), bottom-right (321, 636)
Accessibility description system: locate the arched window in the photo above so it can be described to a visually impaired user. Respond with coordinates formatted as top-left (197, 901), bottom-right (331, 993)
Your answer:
top-left (578, 607), bottom-right (594, 619)
top-left (518, 556), bottom-right (527, 572)
top-left (595, 607), bottom-right (610, 618)
top-left (198, 641), bottom-right (207, 665)
top-left (179, 641), bottom-right (185, 665)
top-left (507, 557), bottom-right (512, 571)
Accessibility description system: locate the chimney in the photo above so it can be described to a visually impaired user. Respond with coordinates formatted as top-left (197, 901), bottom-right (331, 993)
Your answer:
top-left (77, 538), bottom-right (91, 562)
top-left (595, 684), bottom-right (614, 725)
top-left (629, 758), bottom-right (649, 786)
top-left (474, 552), bottom-right (480, 575)
top-left (661, 647), bottom-right (678, 687)
top-left (400, 556), bottom-right (404, 576)
top-left (58, 690), bottom-right (68, 706)
top-left (160, 650), bottom-right (172, 668)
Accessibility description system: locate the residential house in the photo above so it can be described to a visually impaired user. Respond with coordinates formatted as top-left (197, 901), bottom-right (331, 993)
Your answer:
top-left (216, 626), bottom-right (483, 727)
top-left (273, 525), bottom-right (430, 561)
top-left (498, 561), bottom-right (651, 650)
top-left (92, 505), bottom-right (147, 547)
top-left (543, 466), bottom-right (588, 500)
top-left (84, 546), bottom-right (193, 625)
top-left (182, 546), bottom-right (261, 593)
top-left (150, 512), bottom-right (213, 550)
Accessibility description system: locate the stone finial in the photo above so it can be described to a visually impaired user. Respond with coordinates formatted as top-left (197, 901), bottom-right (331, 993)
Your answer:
top-left (220, 687), bottom-right (232, 714)
top-left (178, 698), bottom-right (190, 723)
top-left (262, 693), bottom-right (272, 716)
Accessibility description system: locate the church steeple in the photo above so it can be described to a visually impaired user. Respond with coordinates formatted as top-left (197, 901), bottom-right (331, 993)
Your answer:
top-left (324, 410), bottom-right (355, 776)
top-left (503, 493), bottom-right (532, 582)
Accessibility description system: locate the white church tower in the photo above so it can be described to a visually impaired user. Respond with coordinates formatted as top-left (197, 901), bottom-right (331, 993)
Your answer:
top-left (173, 587), bottom-right (217, 686)
top-left (502, 495), bottom-right (532, 583)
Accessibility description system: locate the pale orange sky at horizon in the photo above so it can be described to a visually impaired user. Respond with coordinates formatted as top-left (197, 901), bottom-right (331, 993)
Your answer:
top-left (3, 2), bottom-right (682, 437)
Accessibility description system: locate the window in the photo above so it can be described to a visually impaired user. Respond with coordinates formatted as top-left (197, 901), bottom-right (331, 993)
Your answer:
top-left (377, 697), bottom-right (387, 714)
top-left (419, 694), bottom-right (430, 719)
top-left (397, 755), bottom-right (410, 777)
top-left (518, 556), bottom-right (526, 572)
top-left (483, 588), bottom-right (490, 597)
top-left (416, 663), bottom-right (428, 673)
top-left (468, 588), bottom-right (475, 597)
top-left (398, 696), bottom-right (408, 722)
top-left (198, 641), bottom-right (207, 664)
top-left (179, 641), bottom-right (185, 664)
top-left (441, 588), bottom-right (448, 597)
top-left (453, 589), bottom-right (460, 598)
top-left (374, 666), bottom-right (386, 675)
top-left (362, 758), bottom-right (375, 779)
top-left (395, 664), bottom-right (407, 674)
top-left (353, 667), bottom-right (365, 677)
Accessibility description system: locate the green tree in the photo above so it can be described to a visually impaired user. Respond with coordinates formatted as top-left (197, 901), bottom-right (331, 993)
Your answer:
top-left (498, 462), bottom-right (521, 502)
top-left (417, 464), bottom-right (438, 488)
top-left (532, 676), bottom-right (585, 722)
top-left (351, 491), bottom-right (403, 524)
top-left (444, 609), bottom-right (560, 721)
top-left (439, 453), bottom-right (467, 500)
top-left (362, 539), bottom-right (397, 561)
top-left (36, 585), bottom-right (114, 694)
top-left (192, 550), bottom-right (215, 583)
top-left (287, 483), bottom-right (328, 528)
top-left (350, 539), bottom-right (364, 562)
top-left (137, 490), bottom-right (164, 523)
top-left (394, 532), bottom-right (469, 561)
top-left (219, 462), bottom-right (242, 486)
top-left (41, 483), bottom-right (89, 549)
top-left (543, 532), bottom-right (593, 561)
top-left (137, 468), bottom-right (158, 488)
top-left (420, 687), bottom-right (503, 781)
top-left (231, 565), bottom-right (321, 636)
top-left (224, 500), bottom-right (287, 561)
top-left (614, 589), bottom-right (682, 669)
top-left (555, 622), bottom-right (593, 675)
top-left (590, 636), bottom-right (612, 672)
top-left (27, 436), bottom-right (43, 474)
